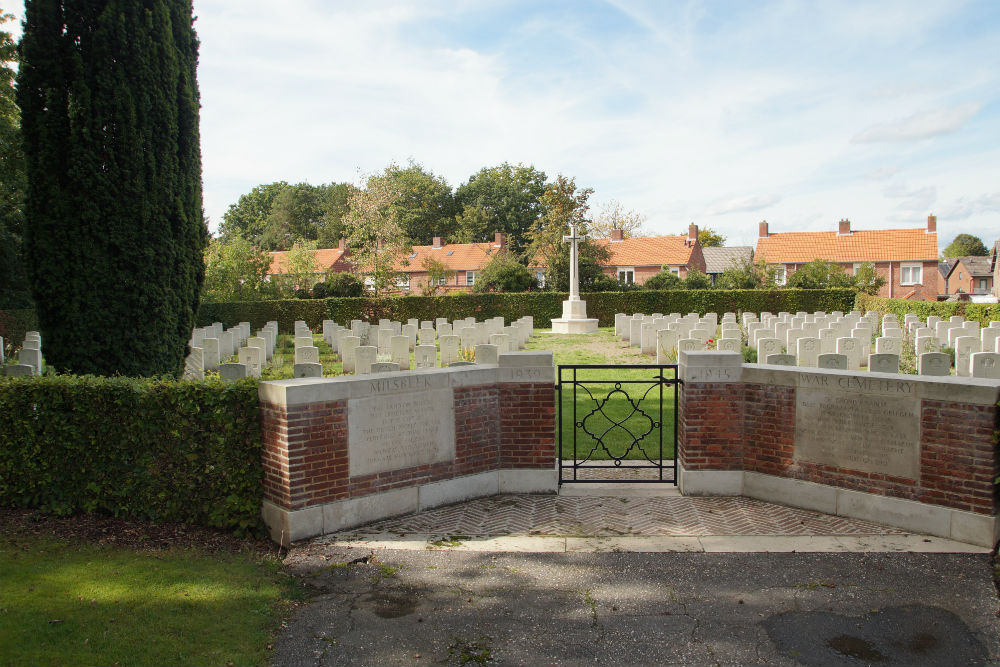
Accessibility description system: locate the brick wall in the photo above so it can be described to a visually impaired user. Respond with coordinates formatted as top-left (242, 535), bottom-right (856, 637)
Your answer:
top-left (680, 354), bottom-right (1000, 518)
top-left (500, 383), bottom-right (556, 468)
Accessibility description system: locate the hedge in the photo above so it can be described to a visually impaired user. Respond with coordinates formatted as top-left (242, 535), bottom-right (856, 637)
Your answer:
top-left (0, 375), bottom-right (264, 536)
top-left (3, 289), bottom-right (857, 342)
top-left (855, 294), bottom-right (1000, 327)
top-left (0, 308), bottom-right (39, 348)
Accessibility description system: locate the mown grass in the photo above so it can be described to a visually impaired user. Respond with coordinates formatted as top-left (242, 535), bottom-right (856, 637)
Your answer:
top-left (529, 329), bottom-right (676, 461)
top-left (0, 534), bottom-right (301, 667)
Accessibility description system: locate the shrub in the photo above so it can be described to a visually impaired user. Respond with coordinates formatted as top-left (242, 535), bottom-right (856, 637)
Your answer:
top-left (313, 272), bottom-right (364, 298)
top-left (0, 375), bottom-right (264, 535)
top-left (643, 270), bottom-right (682, 290)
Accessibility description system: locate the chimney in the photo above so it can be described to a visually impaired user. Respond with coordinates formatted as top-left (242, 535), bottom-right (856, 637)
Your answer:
top-left (432, 236), bottom-right (443, 249)
top-left (688, 223), bottom-right (698, 244)
top-left (493, 232), bottom-right (505, 248)
top-left (927, 214), bottom-right (937, 233)
top-left (759, 221), bottom-right (769, 238)
top-left (838, 219), bottom-right (851, 235)
top-left (610, 228), bottom-right (624, 242)
top-left (338, 237), bottom-right (346, 251)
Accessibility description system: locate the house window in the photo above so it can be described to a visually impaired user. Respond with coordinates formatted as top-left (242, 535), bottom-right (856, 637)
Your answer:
top-left (900, 264), bottom-right (922, 285)
top-left (396, 275), bottom-right (410, 289)
top-left (466, 270), bottom-right (479, 286)
top-left (772, 266), bottom-right (786, 286)
top-left (434, 275), bottom-right (448, 286)
top-left (669, 267), bottom-right (680, 276)
top-left (852, 263), bottom-right (863, 275)
top-left (618, 267), bottom-right (635, 285)
top-left (980, 279), bottom-right (988, 291)
top-left (536, 270), bottom-right (546, 288)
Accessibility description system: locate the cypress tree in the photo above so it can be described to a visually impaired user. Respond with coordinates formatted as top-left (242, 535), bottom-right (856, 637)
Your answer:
top-left (17, 0), bottom-right (205, 376)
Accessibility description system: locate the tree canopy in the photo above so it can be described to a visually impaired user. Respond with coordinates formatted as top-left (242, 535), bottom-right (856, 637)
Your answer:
top-left (0, 12), bottom-right (30, 309)
top-left (454, 162), bottom-right (546, 255)
top-left (473, 248), bottom-right (536, 293)
top-left (202, 236), bottom-right (274, 302)
top-left (589, 199), bottom-right (646, 239)
top-left (18, 0), bottom-right (205, 376)
top-left (383, 161), bottom-right (458, 245)
top-left (942, 233), bottom-right (988, 258)
top-left (341, 170), bottom-right (410, 297)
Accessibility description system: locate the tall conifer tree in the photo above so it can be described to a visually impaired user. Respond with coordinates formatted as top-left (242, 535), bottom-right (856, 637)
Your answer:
top-left (17, 0), bottom-right (204, 376)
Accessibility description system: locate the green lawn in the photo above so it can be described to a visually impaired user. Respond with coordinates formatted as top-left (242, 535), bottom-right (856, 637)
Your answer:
top-left (0, 534), bottom-right (300, 667)
top-left (528, 330), bottom-right (676, 461)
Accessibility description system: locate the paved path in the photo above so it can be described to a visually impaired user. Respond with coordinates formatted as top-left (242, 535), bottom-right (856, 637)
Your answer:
top-left (274, 489), bottom-right (999, 666)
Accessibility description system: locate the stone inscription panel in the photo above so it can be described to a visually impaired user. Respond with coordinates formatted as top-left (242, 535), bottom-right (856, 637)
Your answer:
top-left (348, 388), bottom-right (455, 477)
top-left (794, 387), bottom-right (919, 480)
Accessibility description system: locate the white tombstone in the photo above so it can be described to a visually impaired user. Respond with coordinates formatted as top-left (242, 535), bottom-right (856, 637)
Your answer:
top-left (836, 337), bottom-right (863, 371)
top-left (354, 346), bottom-right (377, 374)
top-left (874, 336), bottom-right (901, 356)
top-left (919, 352), bottom-right (951, 376)
top-left (640, 321), bottom-right (657, 355)
top-left (475, 343), bottom-right (499, 366)
top-left (490, 333), bottom-right (512, 354)
top-left (295, 346), bottom-right (320, 365)
top-left (766, 354), bottom-right (796, 366)
top-left (797, 337), bottom-right (820, 367)
top-left (817, 353), bottom-right (848, 370)
top-left (418, 327), bottom-right (435, 346)
top-left (218, 363), bottom-right (247, 382)
top-left (238, 346), bottom-right (262, 378)
top-left (981, 327), bottom-right (1000, 352)
top-left (201, 338), bottom-right (220, 370)
top-left (437, 322), bottom-right (453, 337)
top-left (971, 352), bottom-right (1000, 379)
top-left (371, 361), bottom-right (400, 373)
top-left (915, 335), bottom-right (939, 356)
top-left (869, 353), bottom-right (899, 374)
top-left (677, 338), bottom-right (702, 354)
top-left (954, 336), bottom-right (980, 377)
top-left (414, 345), bottom-right (437, 369)
top-left (459, 327), bottom-right (477, 356)
top-left (629, 319), bottom-right (642, 347)
top-left (391, 335), bottom-right (410, 370)
top-left (183, 347), bottom-right (204, 380)
top-left (615, 313), bottom-right (629, 338)
top-left (340, 336), bottom-right (361, 374)
top-left (717, 338), bottom-right (740, 353)
top-left (757, 338), bottom-right (783, 363)
top-left (293, 362), bottom-right (323, 378)
top-left (656, 329), bottom-right (679, 364)
top-left (439, 335), bottom-right (460, 367)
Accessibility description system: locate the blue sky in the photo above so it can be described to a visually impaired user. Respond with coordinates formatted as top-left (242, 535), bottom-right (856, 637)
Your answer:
top-left (8, 0), bottom-right (1000, 249)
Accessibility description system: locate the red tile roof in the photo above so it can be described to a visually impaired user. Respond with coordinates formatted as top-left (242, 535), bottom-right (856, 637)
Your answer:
top-left (592, 235), bottom-right (698, 266)
top-left (393, 242), bottom-right (497, 273)
top-left (756, 228), bottom-right (938, 264)
top-left (268, 248), bottom-right (347, 275)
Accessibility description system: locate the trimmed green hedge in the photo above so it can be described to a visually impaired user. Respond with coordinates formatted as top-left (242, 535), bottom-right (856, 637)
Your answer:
top-left (197, 299), bottom-right (329, 331)
top-left (0, 375), bottom-right (264, 536)
top-left (856, 294), bottom-right (1000, 326)
top-left (0, 308), bottom-right (39, 348)
top-left (5, 289), bottom-right (856, 337)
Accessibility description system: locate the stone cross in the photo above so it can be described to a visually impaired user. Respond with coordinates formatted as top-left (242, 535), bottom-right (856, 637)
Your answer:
top-left (562, 221), bottom-right (587, 300)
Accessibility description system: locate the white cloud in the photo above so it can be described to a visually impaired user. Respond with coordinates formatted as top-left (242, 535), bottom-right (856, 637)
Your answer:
top-left (852, 103), bottom-right (983, 143)
top-left (704, 194), bottom-right (781, 216)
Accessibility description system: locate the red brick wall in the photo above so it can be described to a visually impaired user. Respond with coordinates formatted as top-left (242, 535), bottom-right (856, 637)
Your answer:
top-left (500, 383), bottom-right (556, 468)
top-left (261, 381), bottom-right (554, 511)
top-left (678, 382), bottom-right (744, 470)
top-left (681, 379), bottom-right (1000, 516)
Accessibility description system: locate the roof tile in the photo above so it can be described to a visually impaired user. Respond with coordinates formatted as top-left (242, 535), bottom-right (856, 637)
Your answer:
top-left (756, 228), bottom-right (937, 264)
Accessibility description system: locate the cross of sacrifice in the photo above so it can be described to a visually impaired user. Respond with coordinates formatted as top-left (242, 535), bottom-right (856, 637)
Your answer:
top-left (562, 222), bottom-right (587, 300)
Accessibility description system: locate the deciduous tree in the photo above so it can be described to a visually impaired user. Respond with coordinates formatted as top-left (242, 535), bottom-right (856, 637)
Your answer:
top-left (384, 161), bottom-right (458, 245)
top-left (0, 12), bottom-right (30, 309)
top-left (590, 199), bottom-right (646, 239)
top-left (473, 248), bottom-right (535, 293)
top-left (341, 171), bottom-right (410, 297)
top-left (201, 236), bottom-right (274, 302)
top-left (454, 162), bottom-right (546, 255)
top-left (942, 233), bottom-right (988, 258)
top-left (18, 0), bottom-right (205, 375)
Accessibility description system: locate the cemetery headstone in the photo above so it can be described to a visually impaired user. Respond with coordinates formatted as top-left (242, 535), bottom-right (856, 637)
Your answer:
top-left (971, 352), bottom-right (1000, 379)
top-left (817, 353), bottom-right (848, 370)
top-left (391, 336), bottom-right (410, 370)
top-left (183, 347), bottom-right (204, 380)
top-left (868, 353), bottom-right (900, 374)
top-left (475, 344), bottom-right (499, 366)
top-left (919, 352), bottom-right (950, 376)
top-left (765, 354), bottom-right (796, 366)
top-left (238, 346), bottom-right (263, 378)
top-left (371, 362), bottom-right (400, 373)
top-left (354, 346), bottom-right (377, 375)
top-left (414, 345), bottom-right (437, 369)
top-left (218, 363), bottom-right (248, 382)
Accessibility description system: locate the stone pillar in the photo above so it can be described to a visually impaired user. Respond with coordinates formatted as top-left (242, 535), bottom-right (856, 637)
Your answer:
top-left (677, 351), bottom-right (745, 495)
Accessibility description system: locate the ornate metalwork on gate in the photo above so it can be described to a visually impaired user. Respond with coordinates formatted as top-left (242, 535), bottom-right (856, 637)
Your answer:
top-left (557, 364), bottom-right (680, 484)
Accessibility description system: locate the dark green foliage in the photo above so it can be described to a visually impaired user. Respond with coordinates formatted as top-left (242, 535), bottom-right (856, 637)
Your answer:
top-left (543, 242), bottom-right (614, 292)
top-left (0, 375), bottom-right (263, 535)
top-left (643, 270), bottom-right (682, 290)
top-left (197, 299), bottom-right (330, 332)
top-left (942, 233), bottom-right (988, 258)
top-left (786, 259), bottom-right (853, 289)
top-left (682, 270), bottom-right (713, 290)
top-left (219, 181), bottom-right (288, 243)
top-left (312, 272), bottom-right (363, 298)
top-left (473, 249), bottom-right (536, 293)
top-left (17, 0), bottom-right (205, 376)
top-left (856, 293), bottom-right (1000, 328)
top-left (0, 308), bottom-right (38, 348)
top-left (0, 13), bottom-right (30, 310)
top-left (453, 163), bottom-right (546, 255)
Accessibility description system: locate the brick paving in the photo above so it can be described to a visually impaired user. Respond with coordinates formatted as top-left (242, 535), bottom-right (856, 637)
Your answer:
top-left (326, 493), bottom-right (907, 540)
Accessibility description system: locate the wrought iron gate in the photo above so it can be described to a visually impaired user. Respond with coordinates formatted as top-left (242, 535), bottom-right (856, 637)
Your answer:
top-left (557, 364), bottom-right (680, 484)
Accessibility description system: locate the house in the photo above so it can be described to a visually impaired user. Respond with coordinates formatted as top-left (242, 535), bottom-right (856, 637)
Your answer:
top-left (703, 246), bottom-right (754, 285)
top-left (267, 239), bottom-right (353, 289)
top-left (754, 216), bottom-right (940, 300)
top-left (392, 233), bottom-right (507, 293)
top-left (590, 224), bottom-right (707, 285)
top-left (945, 256), bottom-right (993, 295)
